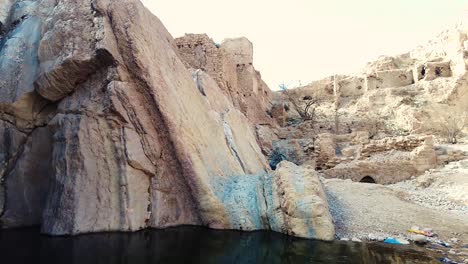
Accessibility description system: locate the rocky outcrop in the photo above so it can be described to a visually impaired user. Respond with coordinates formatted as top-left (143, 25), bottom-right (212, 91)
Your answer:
top-left (0, 0), bottom-right (332, 240)
top-left (265, 161), bottom-right (335, 240)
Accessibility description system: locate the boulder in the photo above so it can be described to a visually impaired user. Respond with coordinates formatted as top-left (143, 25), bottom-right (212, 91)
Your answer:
top-left (265, 161), bottom-right (335, 240)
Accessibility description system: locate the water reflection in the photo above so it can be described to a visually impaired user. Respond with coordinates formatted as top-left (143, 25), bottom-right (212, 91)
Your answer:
top-left (0, 227), bottom-right (437, 264)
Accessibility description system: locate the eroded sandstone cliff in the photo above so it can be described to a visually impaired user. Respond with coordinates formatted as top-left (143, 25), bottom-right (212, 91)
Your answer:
top-left (0, 0), bottom-right (334, 240)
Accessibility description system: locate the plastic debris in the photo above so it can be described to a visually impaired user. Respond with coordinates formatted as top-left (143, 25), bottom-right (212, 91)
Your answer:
top-left (384, 237), bottom-right (410, 245)
top-left (411, 234), bottom-right (427, 244)
top-left (438, 257), bottom-right (458, 264)
top-left (435, 240), bottom-right (452, 248)
top-left (408, 228), bottom-right (435, 237)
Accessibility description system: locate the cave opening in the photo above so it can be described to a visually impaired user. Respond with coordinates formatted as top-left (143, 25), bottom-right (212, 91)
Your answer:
top-left (360, 176), bottom-right (376, 184)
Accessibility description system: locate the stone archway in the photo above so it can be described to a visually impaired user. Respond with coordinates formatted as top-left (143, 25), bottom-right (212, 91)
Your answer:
top-left (360, 176), bottom-right (376, 184)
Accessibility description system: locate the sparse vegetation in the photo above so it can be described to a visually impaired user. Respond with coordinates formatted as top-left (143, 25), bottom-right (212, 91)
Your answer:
top-left (433, 111), bottom-right (468, 144)
top-left (279, 83), bottom-right (323, 125)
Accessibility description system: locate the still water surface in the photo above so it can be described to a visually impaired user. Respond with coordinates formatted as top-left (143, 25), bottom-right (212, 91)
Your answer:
top-left (0, 227), bottom-right (439, 264)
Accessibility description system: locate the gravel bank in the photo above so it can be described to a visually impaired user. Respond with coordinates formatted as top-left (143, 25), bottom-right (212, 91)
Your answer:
top-left (323, 177), bottom-right (468, 262)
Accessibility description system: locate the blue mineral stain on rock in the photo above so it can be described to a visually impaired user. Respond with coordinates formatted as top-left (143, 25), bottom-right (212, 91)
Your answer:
top-left (211, 172), bottom-right (270, 230)
top-left (0, 14), bottom-right (42, 102)
top-left (264, 165), bottom-right (321, 239)
top-left (291, 169), bottom-right (306, 194)
top-left (11, 1), bottom-right (39, 24)
top-left (262, 173), bottom-right (284, 232)
top-left (290, 167), bottom-right (317, 238)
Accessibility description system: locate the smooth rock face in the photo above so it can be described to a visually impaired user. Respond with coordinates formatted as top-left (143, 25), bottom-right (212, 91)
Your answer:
top-left (0, 0), bottom-right (332, 240)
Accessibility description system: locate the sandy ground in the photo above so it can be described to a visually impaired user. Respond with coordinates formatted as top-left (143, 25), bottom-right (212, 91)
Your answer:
top-left (324, 179), bottom-right (468, 241)
top-left (323, 155), bottom-right (468, 262)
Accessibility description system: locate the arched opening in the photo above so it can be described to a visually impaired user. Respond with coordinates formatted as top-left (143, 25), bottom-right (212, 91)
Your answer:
top-left (360, 176), bottom-right (376, 184)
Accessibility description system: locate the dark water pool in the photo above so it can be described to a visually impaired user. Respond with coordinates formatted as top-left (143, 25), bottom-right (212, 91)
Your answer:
top-left (0, 227), bottom-right (439, 264)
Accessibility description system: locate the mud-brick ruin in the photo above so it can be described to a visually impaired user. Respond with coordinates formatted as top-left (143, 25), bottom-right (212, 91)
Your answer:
top-left (175, 34), bottom-right (273, 125)
top-left (267, 19), bottom-right (468, 185)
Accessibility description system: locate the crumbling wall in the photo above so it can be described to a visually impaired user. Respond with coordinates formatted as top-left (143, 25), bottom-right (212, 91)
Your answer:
top-left (175, 34), bottom-right (223, 78)
top-left (175, 34), bottom-right (273, 125)
top-left (410, 19), bottom-right (467, 77)
top-left (324, 136), bottom-right (437, 184)
top-left (314, 134), bottom-right (337, 170)
top-left (360, 135), bottom-right (427, 159)
top-left (413, 61), bottom-right (452, 81)
top-left (289, 76), bottom-right (336, 102)
top-left (336, 76), bottom-right (365, 97)
top-left (324, 154), bottom-right (419, 185)
top-left (314, 134), bottom-right (438, 184)
top-left (365, 69), bottom-right (414, 91)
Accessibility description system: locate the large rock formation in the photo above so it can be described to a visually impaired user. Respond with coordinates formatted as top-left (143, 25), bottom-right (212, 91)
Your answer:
top-left (0, 0), bottom-right (333, 240)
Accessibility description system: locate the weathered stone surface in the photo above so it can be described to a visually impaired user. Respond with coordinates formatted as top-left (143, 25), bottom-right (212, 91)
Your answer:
top-left (0, 0), bottom-right (14, 31)
top-left (279, 14), bottom-right (468, 138)
top-left (174, 34), bottom-right (274, 125)
top-left (0, 120), bottom-right (27, 219)
top-left (256, 124), bottom-right (279, 155)
top-left (0, 0), bottom-right (336, 241)
top-left (270, 103), bottom-right (287, 126)
top-left (0, 14), bottom-right (41, 103)
top-left (315, 134), bottom-right (439, 184)
top-left (419, 61), bottom-right (452, 81)
top-left (366, 69), bottom-right (414, 90)
top-left (1, 126), bottom-right (52, 227)
top-left (336, 76), bottom-right (366, 97)
top-left (265, 161), bottom-right (335, 240)
top-left (222, 37), bottom-right (254, 65)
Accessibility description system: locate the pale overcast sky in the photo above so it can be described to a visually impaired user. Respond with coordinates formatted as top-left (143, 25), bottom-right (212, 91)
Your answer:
top-left (142, 0), bottom-right (467, 89)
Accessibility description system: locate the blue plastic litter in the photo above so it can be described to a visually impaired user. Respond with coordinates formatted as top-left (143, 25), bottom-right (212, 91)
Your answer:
top-left (384, 238), bottom-right (404, 245)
